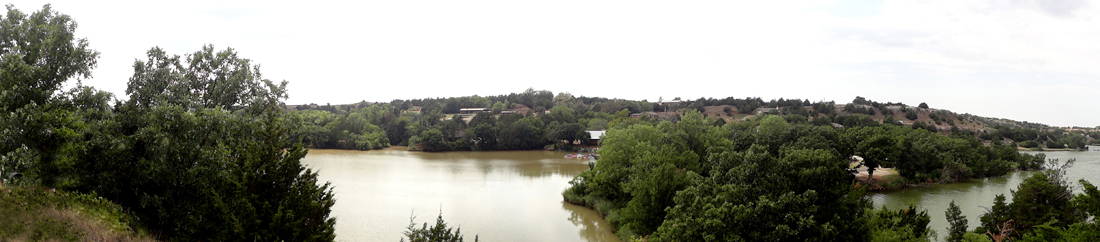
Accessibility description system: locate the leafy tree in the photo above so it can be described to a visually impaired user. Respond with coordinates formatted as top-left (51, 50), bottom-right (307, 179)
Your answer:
top-left (918, 102), bottom-right (929, 109)
top-left (868, 205), bottom-right (932, 242)
top-left (548, 122), bottom-right (588, 146)
top-left (1045, 140), bottom-right (1064, 149)
top-left (499, 116), bottom-right (546, 150)
top-left (946, 200), bottom-right (968, 242)
top-left (418, 128), bottom-right (447, 152)
top-left (845, 127), bottom-right (900, 183)
top-left (977, 194), bottom-right (1012, 238)
top-left (905, 111), bottom-right (918, 121)
top-left (1076, 180), bottom-right (1100, 220)
top-left (884, 114), bottom-right (897, 126)
top-left (912, 121), bottom-right (937, 133)
top-left (1017, 223), bottom-right (1100, 242)
top-left (0, 4), bottom-right (98, 109)
top-left (1008, 172), bottom-right (1080, 234)
top-left (653, 149), bottom-right (870, 241)
top-left (464, 123), bottom-right (498, 151)
top-left (127, 45), bottom-right (273, 111)
top-left (385, 117), bottom-right (412, 145)
top-left (547, 105), bottom-right (578, 124)
top-left (1019, 140), bottom-right (1040, 148)
top-left (73, 45), bottom-right (337, 241)
top-left (586, 118), bottom-right (609, 130)
top-left (0, 4), bottom-right (100, 187)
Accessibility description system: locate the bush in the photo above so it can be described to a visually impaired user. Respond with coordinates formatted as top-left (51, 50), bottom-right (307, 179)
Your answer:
top-left (1020, 140), bottom-right (1040, 148)
top-left (401, 213), bottom-right (478, 242)
top-left (905, 111), bottom-right (918, 120)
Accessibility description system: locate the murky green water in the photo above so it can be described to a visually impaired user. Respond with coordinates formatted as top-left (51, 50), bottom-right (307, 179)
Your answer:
top-left (301, 148), bottom-right (620, 242)
top-left (871, 151), bottom-right (1100, 238)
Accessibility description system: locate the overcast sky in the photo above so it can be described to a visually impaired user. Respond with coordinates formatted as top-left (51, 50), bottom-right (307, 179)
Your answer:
top-left (8, 0), bottom-right (1099, 127)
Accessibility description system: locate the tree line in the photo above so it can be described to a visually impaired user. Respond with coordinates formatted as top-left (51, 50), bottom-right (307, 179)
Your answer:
top-left (561, 110), bottom-right (1086, 241)
top-left (1, 5), bottom-right (334, 241)
top-left (290, 94), bottom-right (1096, 154)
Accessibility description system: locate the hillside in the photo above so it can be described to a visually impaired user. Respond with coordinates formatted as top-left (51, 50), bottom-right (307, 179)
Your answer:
top-left (288, 91), bottom-right (1099, 151)
top-left (0, 185), bottom-right (155, 241)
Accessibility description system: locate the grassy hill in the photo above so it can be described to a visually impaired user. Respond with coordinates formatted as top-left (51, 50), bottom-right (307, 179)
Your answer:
top-left (0, 185), bottom-right (155, 241)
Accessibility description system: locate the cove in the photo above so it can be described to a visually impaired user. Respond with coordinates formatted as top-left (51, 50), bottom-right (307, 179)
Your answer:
top-left (872, 151), bottom-right (1100, 238)
top-left (301, 147), bottom-right (621, 242)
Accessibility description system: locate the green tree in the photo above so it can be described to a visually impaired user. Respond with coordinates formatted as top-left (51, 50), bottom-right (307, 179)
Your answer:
top-left (918, 102), bottom-right (929, 109)
top-left (499, 116), bottom-right (546, 150)
top-left (548, 122), bottom-right (588, 145)
top-left (652, 148), bottom-right (870, 241)
top-left (1008, 172), bottom-right (1080, 234)
top-left (586, 118), bottom-right (609, 130)
top-left (713, 117), bottom-right (726, 126)
top-left (868, 205), bottom-right (932, 242)
top-left (547, 105), bottom-right (577, 124)
top-left (401, 212), bottom-right (477, 242)
top-left (977, 194), bottom-right (1011, 238)
top-left (0, 4), bottom-right (100, 187)
top-left (0, 4), bottom-right (98, 109)
top-left (846, 127), bottom-right (900, 183)
top-left (74, 45), bottom-right (337, 241)
top-left (1075, 180), bottom-right (1100, 219)
top-left (465, 123), bottom-right (498, 151)
top-left (946, 200), bottom-right (968, 242)
top-left (418, 128), bottom-right (447, 152)
top-left (127, 45), bottom-right (273, 111)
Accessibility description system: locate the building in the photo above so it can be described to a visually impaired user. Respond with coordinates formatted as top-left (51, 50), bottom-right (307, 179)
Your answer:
top-left (586, 130), bottom-right (606, 146)
top-left (459, 108), bottom-right (489, 114)
top-left (1089, 145), bottom-right (1100, 151)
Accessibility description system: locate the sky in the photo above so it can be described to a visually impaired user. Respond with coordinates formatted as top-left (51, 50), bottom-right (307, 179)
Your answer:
top-left (6, 0), bottom-right (1100, 127)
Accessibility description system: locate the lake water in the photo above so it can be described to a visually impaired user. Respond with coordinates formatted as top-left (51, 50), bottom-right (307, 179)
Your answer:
top-left (871, 151), bottom-right (1100, 238)
top-left (301, 148), bottom-right (621, 242)
top-left (304, 147), bottom-right (1099, 241)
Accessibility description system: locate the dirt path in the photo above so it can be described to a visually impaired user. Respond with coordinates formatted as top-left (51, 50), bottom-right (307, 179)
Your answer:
top-left (851, 162), bottom-right (898, 182)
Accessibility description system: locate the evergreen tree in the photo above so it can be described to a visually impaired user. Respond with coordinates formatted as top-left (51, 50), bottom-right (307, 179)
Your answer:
top-left (401, 213), bottom-right (478, 242)
top-left (946, 200), bottom-right (968, 242)
top-left (977, 195), bottom-right (1011, 237)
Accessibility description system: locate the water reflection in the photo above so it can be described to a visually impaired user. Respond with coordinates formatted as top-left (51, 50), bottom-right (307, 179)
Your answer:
top-left (563, 202), bottom-right (622, 242)
top-left (301, 148), bottom-right (612, 242)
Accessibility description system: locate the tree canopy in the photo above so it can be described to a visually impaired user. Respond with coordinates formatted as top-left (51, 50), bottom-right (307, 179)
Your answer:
top-left (1, 5), bottom-right (336, 241)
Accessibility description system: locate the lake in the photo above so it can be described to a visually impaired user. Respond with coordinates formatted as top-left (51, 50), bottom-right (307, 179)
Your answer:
top-left (301, 148), bottom-right (621, 242)
top-left (871, 151), bottom-right (1100, 238)
top-left (304, 147), bottom-right (1099, 241)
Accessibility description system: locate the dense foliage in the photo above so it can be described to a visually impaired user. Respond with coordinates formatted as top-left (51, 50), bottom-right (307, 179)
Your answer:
top-left (562, 108), bottom-right (1053, 240)
top-left (977, 159), bottom-right (1100, 241)
top-left (293, 94), bottom-right (1098, 155)
top-left (0, 186), bottom-right (154, 241)
top-left (0, 5), bottom-right (335, 241)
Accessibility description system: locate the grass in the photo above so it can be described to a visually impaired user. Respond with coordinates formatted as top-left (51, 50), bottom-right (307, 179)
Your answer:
top-left (0, 185), bottom-right (156, 242)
